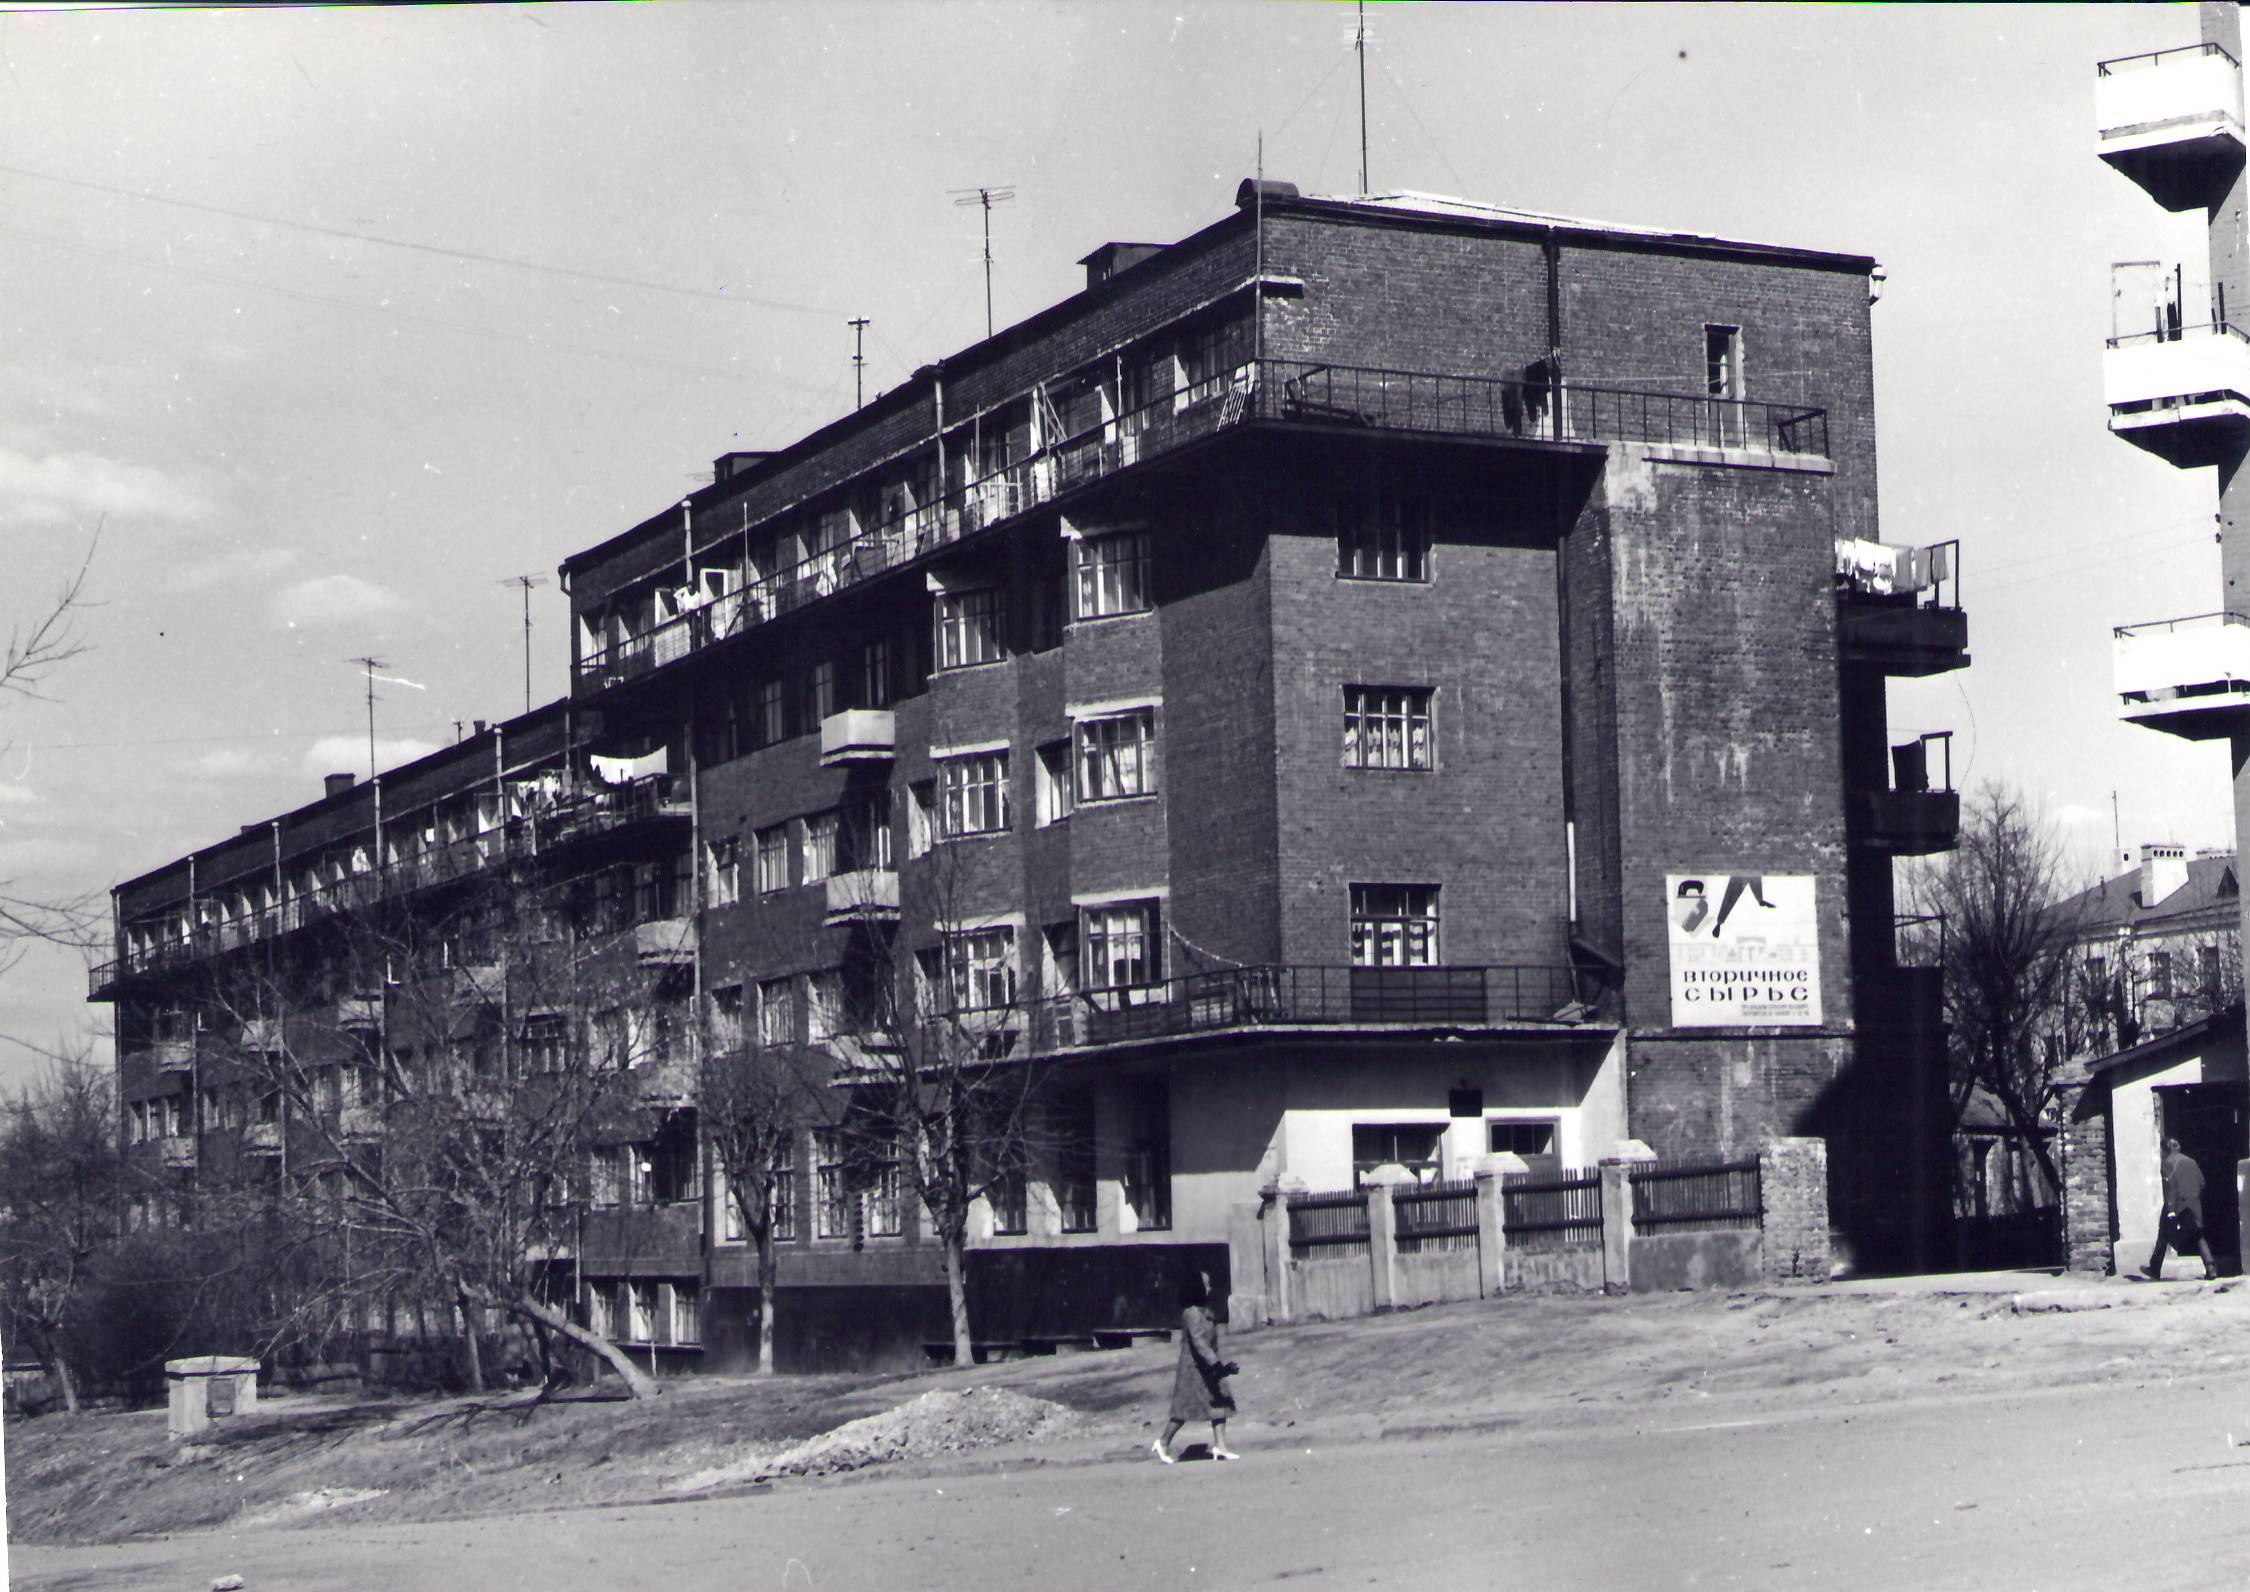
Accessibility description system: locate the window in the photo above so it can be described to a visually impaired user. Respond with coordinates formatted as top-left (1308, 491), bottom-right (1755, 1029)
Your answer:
top-left (988, 1131), bottom-right (1028, 1235)
top-left (755, 825), bottom-right (791, 893)
top-left (2150, 949), bottom-right (2174, 1000)
top-left (1343, 687), bottom-right (1433, 771)
top-left (907, 780), bottom-right (936, 858)
top-left (815, 1128), bottom-right (852, 1240)
top-left (521, 1014), bottom-right (569, 1074)
top-left (939, 751), bottom-right (1010, 837)
top-left (1488, 1120), bottom-right (1557, 1159)
top-left (860, 638), bottom-right (895, 709)
top-left (709, 985), bottom-right (744, 1053)
top-left (866, 1139), bottom-right (904, 1238)
top-left (754, 678), bottom-right (790, 746)
top-left (1074, 709), bottom-right (1155, 802)
top-left (806, 969), bottom-right (843, 1044)
top-left (1177, 316), bottom-right (1249, 403)
top-left (1705, 323), bottom-right (1744, 400)
top-left (627, 1280), bottom-right (655, 1342)
top-left (758, 977), bottom-right (797, 1047)
top-left (623, 1145), bottom-right (655, 1207)
top-left (1353, 1122), bottom-right (1445, 1184)
top-left (1070, 532), bottom-right (1151, 620)
top-left (1351, 884), bottom-right (1440, 967)
top-left (804, 659), bottom-right (838, 725)
top-left (1054, 1091), bottom-right (1098, 1233)
top-left (1083, 901), bottom-right (1160, 991)
top-left (935, 588), bottom-right (1006, 669)
top-left (843, 788), bottom-right (893, 871)
top-left (946, 928), bottom-right (1017, 1011)
top-left (1337, 495), bottom-right (1431, 582)
top-left (2202, 943), bottom-right (2222, 998)
top-left (669, 1282), bottom-right (702, 1347)
top-left (706, 837), bottom-right (741, 907)
top-left (772, 1136), bottom-right (798, 1242)
top-left (1125, 1085), bottom-right (1171, 1231)
top-left (1035, 741), bottom-right (1073, 825)
top-left (801, 811), bottom-right (838, 884)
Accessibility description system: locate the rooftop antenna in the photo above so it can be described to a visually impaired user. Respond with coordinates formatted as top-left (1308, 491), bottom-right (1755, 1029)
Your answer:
top-left (2113, 789), bottom-right (2124, 866)
top-left (849, 316), bottom-right (871, 409)
top-left (950, 185), bottom-right (1015, 338)
top-left (499, 573), bottom-right (547, 714)
top-left (347, 656), bottom-right (385, 779)
top-left (1356, 0), bottom-right (1370, 196)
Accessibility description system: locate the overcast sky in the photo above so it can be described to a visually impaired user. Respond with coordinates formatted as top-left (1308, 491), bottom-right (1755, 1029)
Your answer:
top-left (0, 1), bottom-right (2218, 1087)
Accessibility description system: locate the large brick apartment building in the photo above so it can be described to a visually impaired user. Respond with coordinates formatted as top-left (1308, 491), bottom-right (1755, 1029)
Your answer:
top-left (92, 180), bottom-right (1966, 1371)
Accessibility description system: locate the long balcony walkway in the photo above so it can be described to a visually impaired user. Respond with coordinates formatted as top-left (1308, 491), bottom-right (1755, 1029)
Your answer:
top-left (575, 358), bottom-right (1831, 695)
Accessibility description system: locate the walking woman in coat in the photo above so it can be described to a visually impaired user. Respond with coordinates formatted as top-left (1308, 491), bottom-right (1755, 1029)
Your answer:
top-left (1153, 1271), bottom-right (1238, 1463)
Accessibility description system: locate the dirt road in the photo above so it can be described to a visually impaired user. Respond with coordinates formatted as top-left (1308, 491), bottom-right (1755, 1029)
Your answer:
top-left (17, 1367), bottom-right (2250, 1591)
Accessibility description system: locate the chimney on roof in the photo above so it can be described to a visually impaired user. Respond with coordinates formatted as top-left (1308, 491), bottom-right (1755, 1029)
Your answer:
top-left (1234, 177), bottom-right (1299, 212)
top-left (473, 720), bottom-right (488, 736)
top-left (714, 450), bottom-right (770, 483)
top-left (2140, 843), bottom-right (2189, 907)
top-left (324, 772), bottom-right (355, 800)
top-left (1078, 242), bottom-right (1170, 292)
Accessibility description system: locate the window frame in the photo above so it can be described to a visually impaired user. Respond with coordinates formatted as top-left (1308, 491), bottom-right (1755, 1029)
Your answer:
top-left (1069, 531), bottom-right (1152, 621)
top-left (1350, 883), bottom-right (1441, 968)
top-left (754, 825), bottom-right (791, 894)
top-left (1073, 708), bottom-right (1156, 803)
top-left (1336, 495), bottom-right (1433, 583)
top-left (938, 750), bottom-right (1011, 839)
top-left (1342, 685), bottom-right (1434, 772)
top-left (1081, 900), bottom-right (1161, 992)
top-left (934, 587), bottom-right (1007, 671)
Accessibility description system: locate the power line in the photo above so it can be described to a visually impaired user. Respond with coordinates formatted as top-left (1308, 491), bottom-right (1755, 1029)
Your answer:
top-left (0, 159), bottom-right (835, 319)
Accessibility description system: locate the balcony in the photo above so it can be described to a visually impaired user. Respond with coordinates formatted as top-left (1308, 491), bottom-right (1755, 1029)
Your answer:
top-left (2115, 611), bottom-right (2250, 738)
top-left (2097, 43), bottom-right (2245, 211)
top-left (151, 1036), bottom-right (196, 1074)
top-left (824, 867), bottom-right (900, 924)
top-left (2104, 322), bottom-right (2250, 467)
top-left (337, 995), bottom-right (384, 1034)
top-left (571, 358), bottom-right (1832, 698)
top-left (240, 1017), bottom-right (284, 1053)
top-left (634, 918), bottom-right (695, 967)
top-left (338, 1103), bottom-right (382, 1145)
top-left (1850, 732), bottom-right (1959, 857)
top-left (1836, 537), bottom-right (1969, 677)
top-left (157, 1134), bottom-right (198, 1171)
top-left (241, 1121), bottom-right (282, 1157)
top-left (534, 773), bottom-right (691, 850)
top-left (820, 709), bottom-right (897, 766)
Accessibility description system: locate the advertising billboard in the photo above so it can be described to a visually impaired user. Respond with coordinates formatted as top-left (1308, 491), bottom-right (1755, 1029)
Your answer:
top-left (1666, 873), bottom-right (1822, 1027)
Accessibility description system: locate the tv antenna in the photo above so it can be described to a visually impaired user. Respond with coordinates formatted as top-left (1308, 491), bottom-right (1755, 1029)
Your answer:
top-left (498, 573), bottom-right (547, 714)
top-left (950, 185), bottom-right (1015, 337)
top-left (1355, 1), bottom-right (1370, 195)
top-left (849, 316), bottom-right (871, 409)
top-left (346, 656), bottom-right (428, 777)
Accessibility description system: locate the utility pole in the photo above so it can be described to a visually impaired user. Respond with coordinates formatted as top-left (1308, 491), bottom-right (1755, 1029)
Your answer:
top-left (849, 316), bottom-right (871, 410)
top-left (950, 185), bottom-right (1015, 338)
top-left (1357, 0), bottom-right (1370, 196)
top-left (499, 574), bottom-right (546, 715)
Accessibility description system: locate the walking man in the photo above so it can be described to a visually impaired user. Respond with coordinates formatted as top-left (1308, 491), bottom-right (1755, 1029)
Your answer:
top-left (2146, 1137), bottom-right (2218, 1281)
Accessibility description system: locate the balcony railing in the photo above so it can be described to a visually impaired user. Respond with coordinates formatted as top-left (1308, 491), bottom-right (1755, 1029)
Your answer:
top-left (2103, 320), bottom-right (2250, 464)
top-left (2097, 42), bottom-right (2245, 211)
top-left (572, 358), bottom-right (1832, 695)
top-left (911, 963), bottom-right (1594, 1062)
top-left (92, 774), bottom-right (692, 996)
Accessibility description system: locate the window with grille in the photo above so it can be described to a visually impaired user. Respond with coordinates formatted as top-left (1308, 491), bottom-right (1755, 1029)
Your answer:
top-left (1070, 532), bottom-right (1151, 620)
top-left (1343, 687), bottom-right (1433, 771)
top-left (939, 751), bottom-right (1010, 837)
top-left (1074, 709), bottom-right (1155, 802)
top-left (1337, 496), bottom-right (1432, 582)
top-left (1351, 884), bottom-right (1440, 967)
top-left (755, 825), bottom-right (790, 893)
top-left (935, 588), bottom-right (1006, 669)
top-left (1082, 901), bottom-right (1160, 990)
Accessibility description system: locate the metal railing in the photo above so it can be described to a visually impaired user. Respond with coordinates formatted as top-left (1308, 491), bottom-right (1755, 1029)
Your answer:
top-left (2106, 317), bottom-right (2250, 351)
top-left (573, 356), bottom-right (1832, 695)
top-left (92, 774), bottom-right (689, 995)
top-left (1500, 1170), bottom-right (1603, 1251)
top-left (1630, 1159), bottom-right (1762, 1232)
top-left (2098, 41), bottom-right (2239, 76)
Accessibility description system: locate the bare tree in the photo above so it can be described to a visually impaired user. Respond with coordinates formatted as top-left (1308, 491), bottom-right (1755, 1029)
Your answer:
top-left (1909, 783), bottom-right (2088, 1194)
top-left (0, 1048), bottom-right (127, 1412)
top-left (698, 1015), bottom-right (819, 1376)
top-left (0, 533), bottom-right (104, 978)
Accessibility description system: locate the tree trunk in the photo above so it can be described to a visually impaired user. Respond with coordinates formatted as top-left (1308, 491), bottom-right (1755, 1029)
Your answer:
top-left (508, 1292), bottom-right (660, 1400)
top-left (457, 1286), bottom-right (486, 1394)
top-left (756, 1232), bottom-right (777, 1377)
top-left (51, 1349), bottom-right (80, 1415)
top-left (944, 1236), bottom-right (972, 1369)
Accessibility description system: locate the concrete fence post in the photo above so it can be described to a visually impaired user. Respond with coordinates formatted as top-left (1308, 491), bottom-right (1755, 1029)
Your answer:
top-left (1757, 1137), bottom-right (1833, 1285)
top-left (1472, 1152), bottom-right (1529, 1298)
top-left (1263, 1176), bottom-right (1306, 1325)
top-left (1365, 1179), bottom-right (1399, 1310)
top-left (1599, 1140), bottom-right (1657, 1295)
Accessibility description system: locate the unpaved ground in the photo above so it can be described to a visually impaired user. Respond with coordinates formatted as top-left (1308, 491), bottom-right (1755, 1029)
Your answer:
top-left (10, 1273), bottom-right (2250, 1586)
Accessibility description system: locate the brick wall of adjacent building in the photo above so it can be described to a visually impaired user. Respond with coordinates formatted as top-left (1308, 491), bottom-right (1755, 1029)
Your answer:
top-left (1759, 1135), bottom-right (1833, 1283)
top-left (2060, 1078), bottom-right (2117, 1274)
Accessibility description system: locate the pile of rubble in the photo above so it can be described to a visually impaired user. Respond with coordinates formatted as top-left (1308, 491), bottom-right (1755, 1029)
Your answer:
top-left (677, 1386), bottom-right (1080, 1492)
